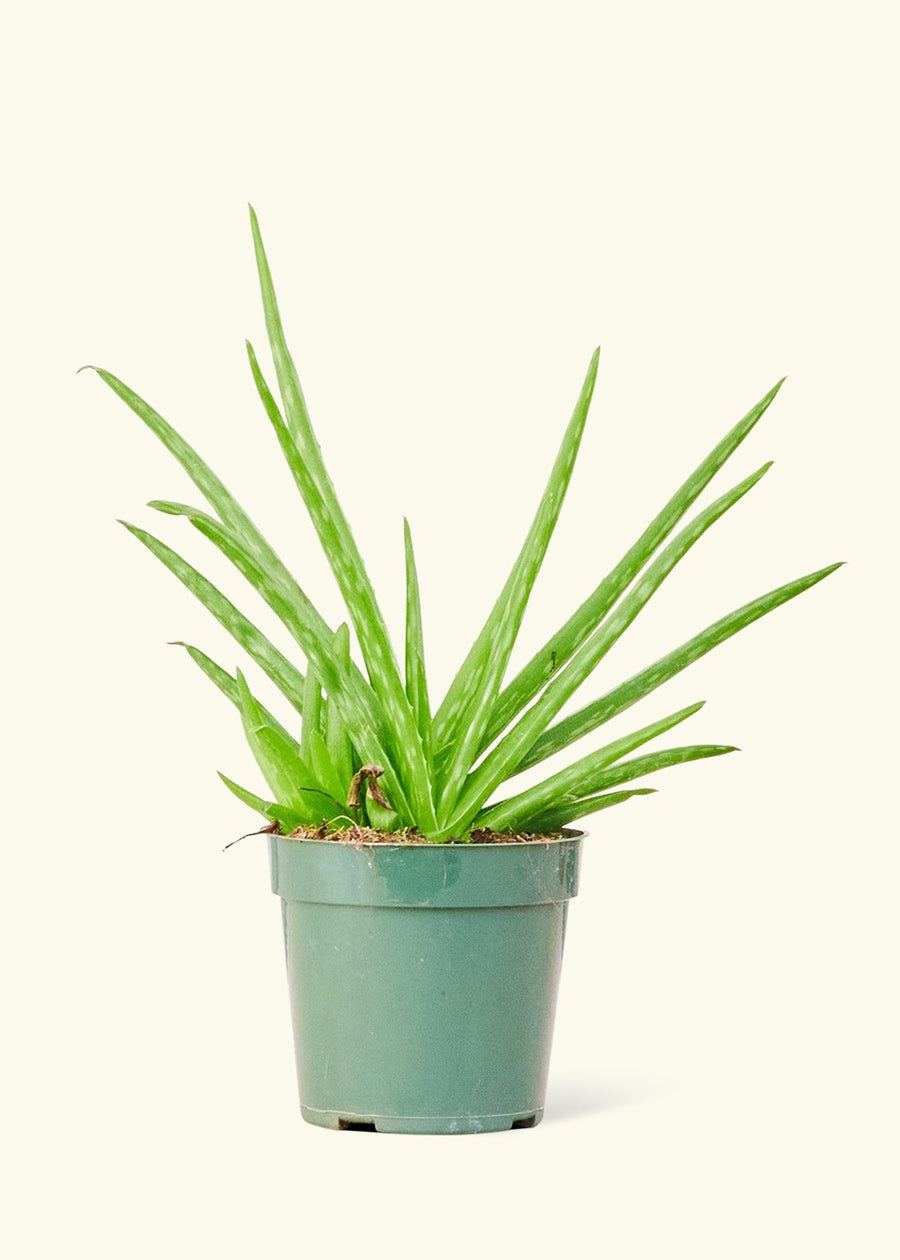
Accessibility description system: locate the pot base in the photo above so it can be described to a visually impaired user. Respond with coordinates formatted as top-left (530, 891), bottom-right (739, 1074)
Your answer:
top-left (301, 1105), bottom-right (543, 1135)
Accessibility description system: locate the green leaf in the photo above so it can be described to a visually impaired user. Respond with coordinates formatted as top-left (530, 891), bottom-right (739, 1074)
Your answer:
top-left (149, 499), bottom-right (337, 656)
top-left (152, 485), bottom-right (408, 817)
top-left (89, 366), bottom-right (328, 624)
top-left (438, 462), bottom-right (775, 836)
top-left (476, 701), bottom-right (704, 831)
top-left (307, 729), bottom-right (346, 807)
top-left (93, 355), bottom-right (410, 819)
top-left (149, 489), bottom-right (414, 819)
top-left (434, 347), bottom-right (601, 825)
top-left (519, 787), bottom-right (656, 833)
top-left (325, 624), bottom-right (354, 793)
top-left (520, 561), bottom-right (843, 771)
top-left (171, 641), bottom-right (300, 751)
top-left (365, 799), bottom-right (399, 831)
top-left (217, 772), bottom-right (307, 832)
top-left (247, 211), bottom-right (437, 832)
top-left (300, 665), bottom-right (323, 763)
top-left (233, 669), bottom-right (319, 820)
top-left (485, 378), bottom-right (786, 744)
top-left (244, 330), bottom-right (435, 831)
top-left (483, 744), bottom-right (735, 833)
top-left (120, 521), bottom-right (307, 713)
top-left (403, 519), bottom-right (434, 764)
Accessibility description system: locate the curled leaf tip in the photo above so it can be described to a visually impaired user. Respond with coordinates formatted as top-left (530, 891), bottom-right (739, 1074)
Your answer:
top-left (76, 363), bottom-right (99, 375)
top-left (347, 764), bottom-right (391, 810)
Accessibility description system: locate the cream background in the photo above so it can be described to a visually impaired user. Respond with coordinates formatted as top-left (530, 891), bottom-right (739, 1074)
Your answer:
top-left (2, 2), bottom-right (896, 1256)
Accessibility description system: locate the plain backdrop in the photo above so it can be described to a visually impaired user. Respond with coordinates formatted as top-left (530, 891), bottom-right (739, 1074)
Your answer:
top-left (2, 2), bottom-right (897, 1256)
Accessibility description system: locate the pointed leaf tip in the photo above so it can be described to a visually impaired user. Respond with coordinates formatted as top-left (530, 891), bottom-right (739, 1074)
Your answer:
top-left (147, 499), bottom-right (191, 516)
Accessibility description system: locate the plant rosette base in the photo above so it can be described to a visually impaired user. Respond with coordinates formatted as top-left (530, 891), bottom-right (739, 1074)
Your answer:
top-left (269, 830), bottom-right (583, 1134)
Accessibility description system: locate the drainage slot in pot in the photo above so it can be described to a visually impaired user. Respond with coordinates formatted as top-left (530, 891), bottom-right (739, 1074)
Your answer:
top-left (510, 1115), bottom-right (537, 1129)
top-left (337, 1118), bottom-right (377, 1132)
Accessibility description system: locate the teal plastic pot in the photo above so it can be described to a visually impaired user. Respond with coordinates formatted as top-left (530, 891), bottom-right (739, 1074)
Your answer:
top-left (269, 832), bottom-right (583, 1134)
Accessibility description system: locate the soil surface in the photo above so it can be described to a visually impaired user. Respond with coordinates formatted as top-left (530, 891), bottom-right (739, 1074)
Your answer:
top-left (280, 824), bottom-right (564, 845)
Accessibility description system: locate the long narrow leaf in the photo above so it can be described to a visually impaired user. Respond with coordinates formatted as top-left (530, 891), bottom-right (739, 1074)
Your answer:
top-left (484, 378), bottom-right (786, 745)
top-left (248, 215), bottom-right (414, 702)
top-left (153, 499), bottom-right (362, 696)
top-left (244, 322), bottom-right (436, 830)
top-left (217, 772), bottom-right (307, 832)
top-left (149, 499), bottom-right (339, 652)
top-left (438, 462), bottom-right (774, 835)
top-left (403, 519), bottom-right (434, 763)
top-left (120, 521), bottom-right (307, 712)
top-left (511, 787), bottom-right (656, 833)
top-left (149, 492), bottom-right (404, 809)
top-left (299, 665), bottom-right (322, 764)
top-left (243, 342), bottom-right (418, 819)
top-left (307, 730), bottom-right (346, 805)
top-left (476, 701), bottom-right (704, 830)
top-left (234, 670), bottom-right (319, 819)
top-left (433, 348), bottom-right (600, 817)
top-left (326, 625), bottom-right (354, 791)
top-left (489, 744), bottom-right (736, 833)
top-left (93, 352), bottom-right (411, 817)
top-left (171, 641), bottom-right (300, 750)
top-left (520, 561), bottom-right (843, 771)
top-left (88, 366), bottom-right (329, 627)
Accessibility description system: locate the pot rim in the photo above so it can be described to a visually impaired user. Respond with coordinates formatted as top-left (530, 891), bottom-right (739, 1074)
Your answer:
top-left (273, 827), bottom-right (585, 850)
top-left (269, 829), bottom-right (584, 907)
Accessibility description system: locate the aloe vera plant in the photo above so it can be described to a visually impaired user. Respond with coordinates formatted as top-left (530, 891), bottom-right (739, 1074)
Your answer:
top-left (88, 208), bottom-right (840, 842)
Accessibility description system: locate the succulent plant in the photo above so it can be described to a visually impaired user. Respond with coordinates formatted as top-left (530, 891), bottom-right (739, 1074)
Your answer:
top-left (87, 209), bottom-right (840, 842)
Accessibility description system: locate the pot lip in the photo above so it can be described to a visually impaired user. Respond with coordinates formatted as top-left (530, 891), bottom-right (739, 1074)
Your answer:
top-left (272, 827), bottom-right (585, 850)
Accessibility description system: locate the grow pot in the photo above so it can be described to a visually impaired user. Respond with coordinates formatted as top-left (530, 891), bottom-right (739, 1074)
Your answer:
top-left (269, 830), bottom-right (583, 1134)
